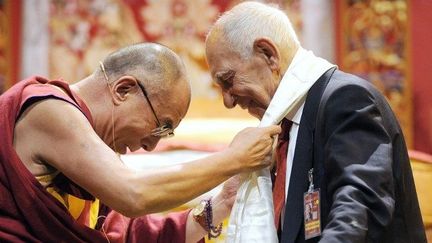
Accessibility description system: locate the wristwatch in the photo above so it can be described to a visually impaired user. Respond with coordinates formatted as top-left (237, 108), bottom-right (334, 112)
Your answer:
top-left (192, 199), bottom-right (209, 231)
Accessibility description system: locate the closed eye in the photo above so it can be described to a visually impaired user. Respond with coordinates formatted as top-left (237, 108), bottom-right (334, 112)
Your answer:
top-left (215, 70), bottom-right (235, 88)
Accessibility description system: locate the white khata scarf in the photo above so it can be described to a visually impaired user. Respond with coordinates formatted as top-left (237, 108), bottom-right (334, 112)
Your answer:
top-left (226, 48), bottom-right (336, 243)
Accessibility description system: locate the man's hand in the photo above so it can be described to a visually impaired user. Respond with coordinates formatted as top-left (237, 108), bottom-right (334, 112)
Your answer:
top-left (228, 125), bottom-right (281, 173)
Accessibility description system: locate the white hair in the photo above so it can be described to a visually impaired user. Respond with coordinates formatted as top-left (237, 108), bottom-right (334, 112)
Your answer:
top-left (208, 1), bottom-right (300, 59)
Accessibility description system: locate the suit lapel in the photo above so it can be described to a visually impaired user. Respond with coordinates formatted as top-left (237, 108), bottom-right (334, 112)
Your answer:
top-left (281, 68), bottom-right (336, 243)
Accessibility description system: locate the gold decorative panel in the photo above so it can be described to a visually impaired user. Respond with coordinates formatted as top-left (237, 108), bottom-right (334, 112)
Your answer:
top-left (336, 0), bottom-right (412, 146)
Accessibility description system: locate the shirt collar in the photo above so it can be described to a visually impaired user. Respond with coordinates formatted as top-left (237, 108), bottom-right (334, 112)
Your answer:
top-left (286, 102), bottom-right (304, 125)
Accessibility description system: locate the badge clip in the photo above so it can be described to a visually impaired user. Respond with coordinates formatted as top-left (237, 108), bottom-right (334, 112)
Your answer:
top-left (304, 168), bottom-right (321, 240)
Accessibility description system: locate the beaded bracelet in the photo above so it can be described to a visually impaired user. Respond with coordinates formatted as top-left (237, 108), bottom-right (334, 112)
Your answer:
top-left (204, 198), bottom-right (223, 239)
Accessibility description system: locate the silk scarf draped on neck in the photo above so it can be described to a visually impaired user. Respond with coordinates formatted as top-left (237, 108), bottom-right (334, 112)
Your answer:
top-left (226, 48), bottom-right (336, 243)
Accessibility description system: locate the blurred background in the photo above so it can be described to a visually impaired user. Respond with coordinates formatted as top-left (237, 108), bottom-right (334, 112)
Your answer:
top-left (1, 0), bottom-right (431, 241)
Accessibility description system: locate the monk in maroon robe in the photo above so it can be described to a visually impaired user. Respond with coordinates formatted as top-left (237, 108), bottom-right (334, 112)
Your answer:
top-left (0, 43), bottom-right (280, 242)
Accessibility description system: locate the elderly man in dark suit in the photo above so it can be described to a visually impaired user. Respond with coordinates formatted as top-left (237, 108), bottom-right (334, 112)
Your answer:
top-left (205, 1), bottom-right (426, 242)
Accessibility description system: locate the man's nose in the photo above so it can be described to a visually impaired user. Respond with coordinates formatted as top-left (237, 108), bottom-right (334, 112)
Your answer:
top-left (222, 91), bottom-right (236, 109)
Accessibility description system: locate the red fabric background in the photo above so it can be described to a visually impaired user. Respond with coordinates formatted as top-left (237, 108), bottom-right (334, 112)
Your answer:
top-left (410, 1), bottom-right (432, 154)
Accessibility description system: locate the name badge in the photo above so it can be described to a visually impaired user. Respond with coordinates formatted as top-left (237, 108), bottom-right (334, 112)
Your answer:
top-left (304, 168), bottom-right (321, 240)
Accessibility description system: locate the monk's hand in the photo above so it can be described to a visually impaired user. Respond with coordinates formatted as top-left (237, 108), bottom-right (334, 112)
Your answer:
top-left (219, 175), bottom-right (242, 208)
top-left (228, 125), bottom-right (281, 173)
top-left (211, 175), bottom-right (242, 222)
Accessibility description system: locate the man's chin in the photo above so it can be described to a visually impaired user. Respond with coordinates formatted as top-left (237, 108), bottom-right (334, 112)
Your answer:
top-left (116, 145), bottom-right (128, 155)
top-left (248, 107), bottom-right (265, 119)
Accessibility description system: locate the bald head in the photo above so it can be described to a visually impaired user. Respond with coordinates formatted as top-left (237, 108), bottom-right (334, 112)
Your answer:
top-left (97, 43), bottom-right (188, 95)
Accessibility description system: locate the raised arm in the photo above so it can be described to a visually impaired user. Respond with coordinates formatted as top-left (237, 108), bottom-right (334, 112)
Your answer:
top-left (14, 99), bottom-right (280, 217)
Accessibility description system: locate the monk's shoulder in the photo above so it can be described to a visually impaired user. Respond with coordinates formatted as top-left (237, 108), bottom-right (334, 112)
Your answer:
top-left (15, 99), bottom-right (95, 160)
top-left (14, 98), bottom-right (92, 176)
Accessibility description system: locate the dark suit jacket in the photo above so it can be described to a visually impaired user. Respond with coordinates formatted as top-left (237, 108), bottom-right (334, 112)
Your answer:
top-left (280, 68), bottom-right (426, 243)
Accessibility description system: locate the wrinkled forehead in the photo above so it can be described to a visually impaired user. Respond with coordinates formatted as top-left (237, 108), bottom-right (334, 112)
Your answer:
top-left (206, 27), bottom-right (228, 58)
top-left (206, 43), bottom-right (242, 78)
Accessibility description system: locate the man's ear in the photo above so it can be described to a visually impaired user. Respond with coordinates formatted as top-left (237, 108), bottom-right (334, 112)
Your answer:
top-left (111, 76), bottom-right (139, 105)
top-left (253, 37), bottom-right (281, 73)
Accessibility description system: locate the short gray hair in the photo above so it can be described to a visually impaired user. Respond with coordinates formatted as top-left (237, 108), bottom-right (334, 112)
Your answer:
top-left (208, 1), bottom-right (300, 58)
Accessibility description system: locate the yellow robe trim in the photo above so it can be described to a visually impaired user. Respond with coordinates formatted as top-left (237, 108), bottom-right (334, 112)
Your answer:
top-left (36, 173), bottom-right (100, 229)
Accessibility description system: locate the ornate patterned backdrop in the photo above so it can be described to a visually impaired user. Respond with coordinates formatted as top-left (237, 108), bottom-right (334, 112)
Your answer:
top-left (3, 0), bottom-right (413, 146)
top-left (335, 0), bottom-right (413, 146)
top-left (48, 0), bottom-right (302, 119)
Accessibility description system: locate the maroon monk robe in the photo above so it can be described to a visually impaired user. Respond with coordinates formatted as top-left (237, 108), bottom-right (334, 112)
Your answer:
top-left (0, 76), bottom-right (203, 243)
